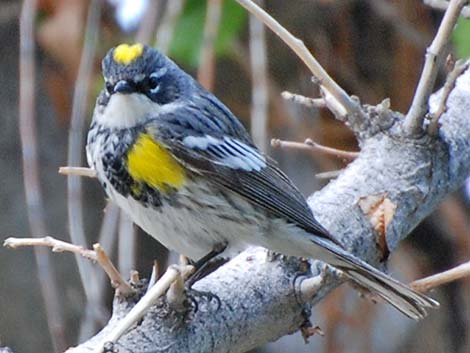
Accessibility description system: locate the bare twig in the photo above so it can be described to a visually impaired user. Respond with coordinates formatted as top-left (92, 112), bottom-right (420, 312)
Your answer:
top-left (315, 169), bottom-right (344, 179)
top-left (404, 0), bottom-right (468, 135)
top-left (88, 265), bottom-right (192, 353)
top-left (235, 0), bottom-right (363, 120)
top-left (249, 0), bottom-right (269, 152)
top-left (4, 236), bottom-right (134, 296)
top-left (410, 260), bottom-right (470, 292)
top-left (155, 0), bottom-right (186, 55)
top-left (198, 0), bottom-right (223, 90)
top-left (4, 233), bottom-right (115, 339)
top-left (424, 0), bottom-right (470, 18)
top-left (59, 166), bottom-right (97, 178)
top-left (428, 59), bottom-right (470, 135)
top-left (271, 138), bottom-right (359, 161)
top-left (282, 91), bottom-right (327, 109)
top-left (231, 41), bottom-right (326, 142)
top-left (4, 236), bottom-right (96, 260)
top-left (19, 0), bottom-right (65, 349)
top-left (94, 244), bottom-right (135, 297)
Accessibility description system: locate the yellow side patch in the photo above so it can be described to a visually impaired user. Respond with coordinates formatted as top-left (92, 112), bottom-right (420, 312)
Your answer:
top-left (127, 134), bottom-right (186, 191)
top-left (113, 43), bottom-right (144, 65)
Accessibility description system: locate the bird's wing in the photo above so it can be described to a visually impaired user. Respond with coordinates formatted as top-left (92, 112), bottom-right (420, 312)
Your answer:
top-left (150, 98), bottom-right (337, 243)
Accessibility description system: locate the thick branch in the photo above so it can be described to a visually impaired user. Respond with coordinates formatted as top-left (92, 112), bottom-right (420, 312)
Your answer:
top-left (310, 68), bottom-right (470, 259)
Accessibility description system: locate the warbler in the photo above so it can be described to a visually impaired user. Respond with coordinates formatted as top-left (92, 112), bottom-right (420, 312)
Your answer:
top-left (86, 43), bottom-right (438, 319)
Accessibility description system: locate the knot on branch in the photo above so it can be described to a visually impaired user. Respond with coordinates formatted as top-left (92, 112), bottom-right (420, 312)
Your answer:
top-left (353, 100), bottom-right (400, 142)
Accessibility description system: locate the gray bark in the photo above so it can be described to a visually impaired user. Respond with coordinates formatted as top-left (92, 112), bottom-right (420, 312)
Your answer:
top-left (68, 67), bottom-right (470, 353)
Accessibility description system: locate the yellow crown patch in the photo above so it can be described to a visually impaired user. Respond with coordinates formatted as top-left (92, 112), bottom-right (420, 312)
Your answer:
top-left (113, 43), bottom-right (144, 65)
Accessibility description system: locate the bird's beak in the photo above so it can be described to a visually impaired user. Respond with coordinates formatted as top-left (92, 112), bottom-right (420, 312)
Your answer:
top-left (114, 80), bottom-right (133, 94)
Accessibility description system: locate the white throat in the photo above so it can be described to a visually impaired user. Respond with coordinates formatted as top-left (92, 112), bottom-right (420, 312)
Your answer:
top-left (95, 93), bottom-right (157, 129)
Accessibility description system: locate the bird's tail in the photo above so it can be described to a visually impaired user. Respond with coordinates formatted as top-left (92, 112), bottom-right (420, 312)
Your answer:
top-left (311, 238), bottom-right (439, 320)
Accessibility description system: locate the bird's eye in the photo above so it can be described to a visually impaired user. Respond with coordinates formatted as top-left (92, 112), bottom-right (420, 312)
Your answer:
top-left (147, 68), bottom-right (167, 94)
top-left (148, 75), bottom-right (159, 93)
top-left (105, 82), bottom-right (113, 95)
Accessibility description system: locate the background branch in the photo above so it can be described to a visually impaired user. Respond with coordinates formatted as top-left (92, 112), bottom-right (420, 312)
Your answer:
top-left (155, 0), bottom-right (186, 55)
top-left (198, 0), bottom-right (223, 90)
top-left (428, 59), bottom-right (470, 135)
top-left (66, 0), bottom-right (102, 339)
top-left (249, 0), bottom-right (269, 152)
top-left (18, 0), bottom-right (65, 349)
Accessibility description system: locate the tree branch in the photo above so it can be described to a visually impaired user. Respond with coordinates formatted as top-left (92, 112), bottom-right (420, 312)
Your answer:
top-left (235, 0), bottom-right (365, 123)
top-left (403, 0), bottom-right (468, 135)
top-left (271, 138), bottom-right (359, 161)
top-left (3, 237), bottom-right (134, 296)
top-left (59, 166), bottom-right (97, 178)
top-left (427, 59), bottom-right (470, 135)
top-left (410, 260), bottom-right (470, 292)
top-left (424, 0), bottom-right (470, 18)
top-left (282, 91), bottom-right (327, 109)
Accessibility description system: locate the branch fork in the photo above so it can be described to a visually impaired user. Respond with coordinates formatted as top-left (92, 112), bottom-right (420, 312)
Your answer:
top-left (4, 236), bottom-right (134, 296)
top-left (404, 0), bottom-right (469, 135)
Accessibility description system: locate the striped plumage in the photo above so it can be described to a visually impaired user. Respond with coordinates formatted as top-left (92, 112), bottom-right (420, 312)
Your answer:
top-left (86, 43), bottom-right (438, 319)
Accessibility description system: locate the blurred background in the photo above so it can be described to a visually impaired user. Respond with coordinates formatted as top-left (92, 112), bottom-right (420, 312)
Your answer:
top-left (0, 0), bottom-right (469, 352)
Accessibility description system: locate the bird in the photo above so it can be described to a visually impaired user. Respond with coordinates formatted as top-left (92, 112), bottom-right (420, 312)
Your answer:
top-left (86, 43), bottom-right (438, 319)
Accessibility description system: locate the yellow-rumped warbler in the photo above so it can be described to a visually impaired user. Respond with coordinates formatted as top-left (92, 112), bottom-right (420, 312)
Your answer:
top-left (86, 43), bottom-right (438, 319)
